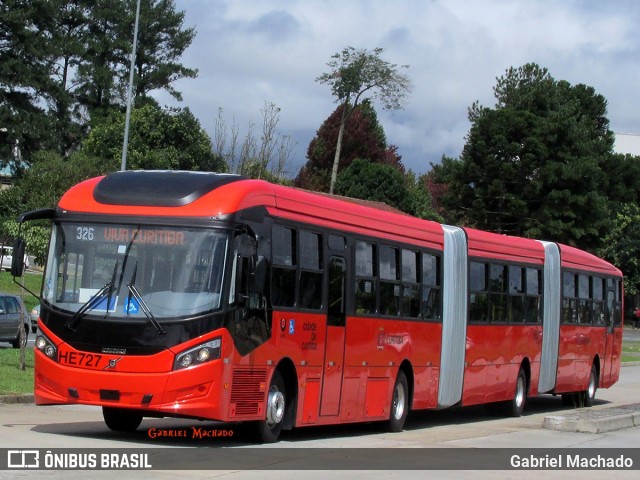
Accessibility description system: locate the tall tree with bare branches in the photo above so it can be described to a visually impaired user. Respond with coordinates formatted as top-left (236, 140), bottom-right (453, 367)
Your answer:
top-left (316, 46), bottom-right (411, 193)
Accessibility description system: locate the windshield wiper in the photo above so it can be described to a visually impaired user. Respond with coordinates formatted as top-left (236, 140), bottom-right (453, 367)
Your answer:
top-left (127, 263), bottom-right (166, 335)
top-left (66, 262), bottom-right (118, 331)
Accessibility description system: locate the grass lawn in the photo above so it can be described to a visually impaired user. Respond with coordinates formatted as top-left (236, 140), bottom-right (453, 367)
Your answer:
top-left (0, 270), bottom-right (41, 395)
top-left (0, 348), bottom-right (34, 395)
top-left (0, 270), bottom-right (43, 312)
top-left (622, 340), bottom-right (640, 364)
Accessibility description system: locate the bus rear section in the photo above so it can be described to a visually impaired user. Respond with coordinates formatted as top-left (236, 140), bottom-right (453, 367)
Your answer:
top-left (554, 244), bottom-right (623, 406)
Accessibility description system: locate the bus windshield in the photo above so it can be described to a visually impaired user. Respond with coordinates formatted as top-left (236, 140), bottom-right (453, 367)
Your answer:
top-left (43, 223), bottom-right (228, 319)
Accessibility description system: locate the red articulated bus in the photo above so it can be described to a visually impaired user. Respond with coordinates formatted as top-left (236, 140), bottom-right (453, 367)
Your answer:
top-left (12, 170), bottom-right (623, 442)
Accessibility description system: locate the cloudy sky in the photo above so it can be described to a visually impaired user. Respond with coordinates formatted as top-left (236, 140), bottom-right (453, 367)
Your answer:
top-left (152, 0), bottom-right (640, 176)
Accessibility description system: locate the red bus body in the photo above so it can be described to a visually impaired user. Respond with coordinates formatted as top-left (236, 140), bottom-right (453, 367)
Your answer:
top-left (25, 171), bottom-right (623, 440)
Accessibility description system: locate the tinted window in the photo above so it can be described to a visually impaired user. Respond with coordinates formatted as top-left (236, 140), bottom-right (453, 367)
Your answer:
top-left (402, 250), bottom-right (418, 283)
top-left (526, 268), bottom-right (540, 295)
top-left (489, 264), bottom-right (506, 292)
top-left (355, 241), bottom-right (375, 277)
top-left (379, 245), bottom-right (398, 281)
top-left (300, 231), bottom-right (322, 270)
top-left (273, 226), bottom-right (295, 266)
top-left (470, 262), bottom-right (486, 292)
top-left (423, 254), bottom-right (439, 287)
top-left (509, 266), bottom-right (524, 294)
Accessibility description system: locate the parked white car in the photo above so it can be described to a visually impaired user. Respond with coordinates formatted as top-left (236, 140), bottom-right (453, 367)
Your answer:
top-left (1, 246), bottom-right (29, 271)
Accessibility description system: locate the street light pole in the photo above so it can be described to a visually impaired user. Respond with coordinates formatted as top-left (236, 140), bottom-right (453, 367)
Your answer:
top-left (120, 0), bottom-right (142, 172)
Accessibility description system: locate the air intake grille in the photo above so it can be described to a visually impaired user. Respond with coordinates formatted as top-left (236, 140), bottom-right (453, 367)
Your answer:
top-left (231, 369), bottom-right (267, 416)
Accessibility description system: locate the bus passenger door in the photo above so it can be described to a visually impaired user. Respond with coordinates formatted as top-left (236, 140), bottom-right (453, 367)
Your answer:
top-left (320, 256), bottom-right (347, 416)
top-left (603, 283), bottom-right (616, 385)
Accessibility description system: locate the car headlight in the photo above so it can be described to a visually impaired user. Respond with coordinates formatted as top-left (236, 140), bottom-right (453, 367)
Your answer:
top-left (173, 338), bottom-right (221, 371)
top-left (35, 333), bottom-right (57, 360)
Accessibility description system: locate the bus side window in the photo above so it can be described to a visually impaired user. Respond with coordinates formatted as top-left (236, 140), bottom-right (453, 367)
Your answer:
top-left (577, 274), bottom-right (591, 324)
top-left (271, 226), bottom-right (296, 308)
top-left (422, 253), bottom-right (441, 320)
top-left (525, 268), bottom-right (542, 323)
top-left (614, 279), bottom-right (622, 327)
top-left (508, 265), bottom-right (525, 323)
top-left (592, 277), bottom-right (605, 326)
top-left (489, 264), bottom-right (507, 323)
top-left (355, 241), bottom-right (376, 315)
top-left (298, 230), bottom-right (323, 310)
top-left (401, 250), bottom-right (420, 318)
top-left (379, 245), bottom-right (400, 316)
top-left (469, 262), bottom-right (488, 323)
top-left (562, 272), bottom-right (577, 324)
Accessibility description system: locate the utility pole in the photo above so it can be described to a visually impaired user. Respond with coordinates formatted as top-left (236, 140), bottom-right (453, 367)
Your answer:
top-left (121, 0), bottom-right (142, 171)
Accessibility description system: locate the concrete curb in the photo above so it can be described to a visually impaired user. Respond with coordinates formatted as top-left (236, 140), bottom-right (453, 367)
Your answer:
top-left (0, 394), bottom-right (34, 405)
top-left (543, 403), bottom-right (640, 434)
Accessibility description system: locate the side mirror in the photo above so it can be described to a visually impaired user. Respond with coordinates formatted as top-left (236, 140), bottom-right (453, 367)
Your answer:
top-left (11, 238), bottom-right (26, 278)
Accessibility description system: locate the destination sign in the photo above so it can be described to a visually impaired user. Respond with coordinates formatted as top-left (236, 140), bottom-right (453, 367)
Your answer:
top-left (73, 226), bottom-right (185, 246)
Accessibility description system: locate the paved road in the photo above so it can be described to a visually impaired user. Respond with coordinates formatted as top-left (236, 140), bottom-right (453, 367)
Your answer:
top-left (1, 327), bottom-right (639, 478)
top-left (0, 364), bottom-right (639, 479)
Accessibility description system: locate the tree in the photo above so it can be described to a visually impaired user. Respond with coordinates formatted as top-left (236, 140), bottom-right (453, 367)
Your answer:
top-left (405, 171), bottom-right (443, 222)
top-left (131, 0), bottom-right (197, 101)
top-left (295, 100), bottom-right (403, 192)
top-left (0, 150), bottom-right (105, 263)
top-left (0, 0), bottom-right (59, 167)
top-left (81, 103), bottom-right (226, 172)
top-left (334, 159), bottom-right (412, 213)
top-left (75, 0), bottom-right (197, 119)
top-left (0, 0), bottom-right (198, 163)
top-left (333, 158), bottom-right (440, 222)
top-left (433, 63), bottom-right (614, 250)
top-left (600, 153), bottom-right (640, 210)
top-left (213, 102), bottom-right (295, 181)
top-left (0, 150), bottom-right (104, 215)
top-left (44, 0), bottom-right (91, 155)
top-left (316, 46), bottom-right (410, 193)
top-left (598, 203), bottom-right (640, 296)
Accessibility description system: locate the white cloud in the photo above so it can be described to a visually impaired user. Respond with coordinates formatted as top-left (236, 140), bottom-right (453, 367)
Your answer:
top-left (153, 0), bottom-right (640, 175)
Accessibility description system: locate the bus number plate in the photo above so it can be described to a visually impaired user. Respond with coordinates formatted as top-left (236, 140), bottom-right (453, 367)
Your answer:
top-left (58, 350), bottom-right (103, 368)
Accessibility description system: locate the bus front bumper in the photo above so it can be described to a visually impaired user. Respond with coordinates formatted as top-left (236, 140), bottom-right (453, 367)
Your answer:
top-left (34, 349), bottom-right (233, 421)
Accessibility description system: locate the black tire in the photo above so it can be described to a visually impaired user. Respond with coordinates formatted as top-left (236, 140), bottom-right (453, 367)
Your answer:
top-left (102, 407), bottom-right (143, 432)
top-left (561, 365), bottom-right (597, 408)
top-left (580, 364), bottom-right (598, 407)
top-left (561, 393), bottom-right (576, 407)
top-left (387, 370), bottom-right (409, 432)
top-left (507, 368), bottom-right (527, 417)
top-left (255, 370), bottom-right (286, 443)
top-left (11, 325), bottom-right (27, 349)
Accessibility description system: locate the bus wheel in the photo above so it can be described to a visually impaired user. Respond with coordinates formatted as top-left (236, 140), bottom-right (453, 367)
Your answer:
top-left (581, 365), bottom-right (598, 407)
top-left (561, 393), bottom-right (576, 407)
top-left (508, 368), bottom-right (527, 417)
top-left (255, 370), bottom-right (286, 443)
top-left (387, 370), bottom-right (409, 432)
top-left (102, 407), bottom-right (143, 432)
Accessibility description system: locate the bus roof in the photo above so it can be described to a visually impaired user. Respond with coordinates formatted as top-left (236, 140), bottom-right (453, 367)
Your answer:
top-left (56, 171), bottom-right (623, 277)
top-left (464, 227), bottom-right (545, 265)
top-left (558, 243), bottom-right (622, 276)
top-left (58, 171), bottom-right (445, 250)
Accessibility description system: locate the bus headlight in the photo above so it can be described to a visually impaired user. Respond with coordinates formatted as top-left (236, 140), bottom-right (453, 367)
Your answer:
top-left (35, 333), bottom-right (57, 360)
top-left (173, 338), bottom-right (221, 371)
